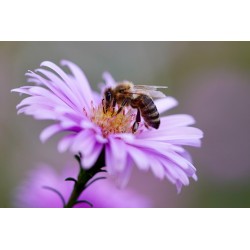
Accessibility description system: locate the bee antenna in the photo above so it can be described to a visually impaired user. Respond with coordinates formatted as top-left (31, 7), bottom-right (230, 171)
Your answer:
top-left (73, 200), bottom-right (93, 208)
top-left (42, 185), bottom-right (66, 207)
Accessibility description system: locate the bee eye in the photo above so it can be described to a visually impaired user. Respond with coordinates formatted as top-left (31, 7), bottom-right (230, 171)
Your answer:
top-left (105, 91), bottom-right (112, 101)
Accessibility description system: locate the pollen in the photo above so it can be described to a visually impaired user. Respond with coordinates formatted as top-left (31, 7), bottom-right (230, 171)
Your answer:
top-left (87, 102), bottom-right (135, 137)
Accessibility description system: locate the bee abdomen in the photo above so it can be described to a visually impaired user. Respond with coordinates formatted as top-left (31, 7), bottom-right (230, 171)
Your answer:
top-left (144, 113), bottom-right (160, 129)
top-left (133, 95), bottom-right (160, 129)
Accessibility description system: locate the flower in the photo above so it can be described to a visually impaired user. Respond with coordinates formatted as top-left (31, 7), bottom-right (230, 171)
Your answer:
top-left (14, 163), bottom-right (151, 208)
top-left (12, 60), bottom-right (203, 192)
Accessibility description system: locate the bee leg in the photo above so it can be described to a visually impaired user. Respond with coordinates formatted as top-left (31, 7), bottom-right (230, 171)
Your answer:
top-left (132, 109), bottom-right (141, 133)
top-left (102, 99), bottom-right (106, 113)
top-left (111, 99), bottom-right (117, 116)
top-left (116, 98), bottom-right (129, 115)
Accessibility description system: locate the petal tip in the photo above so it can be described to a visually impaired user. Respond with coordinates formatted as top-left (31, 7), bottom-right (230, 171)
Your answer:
top-left (60, 59), bottom-right (69, 66)
top-left (40, 61), bottom-right (54, 68)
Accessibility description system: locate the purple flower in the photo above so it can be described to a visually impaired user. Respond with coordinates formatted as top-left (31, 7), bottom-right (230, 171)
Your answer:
top-left (15, 163), bottom-right (151, 208)
top-left (12, 60), bottom-right (203, 192)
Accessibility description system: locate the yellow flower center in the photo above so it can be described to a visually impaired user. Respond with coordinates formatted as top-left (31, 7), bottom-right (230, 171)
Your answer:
top-left (87, 102), bottom-right (135, 137)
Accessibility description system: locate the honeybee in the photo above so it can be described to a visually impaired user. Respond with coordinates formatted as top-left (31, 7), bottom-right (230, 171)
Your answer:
top-left (103, 81), bottom-right (167, 133)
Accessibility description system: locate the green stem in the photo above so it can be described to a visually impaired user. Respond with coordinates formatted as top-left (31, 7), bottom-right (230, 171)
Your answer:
top-left (64, 149), bottom-right (105, 208)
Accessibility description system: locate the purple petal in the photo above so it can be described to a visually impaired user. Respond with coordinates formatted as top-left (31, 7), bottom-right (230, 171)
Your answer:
top-left (174, 167), bottom-right (190, 186)
top-left (95, 134), bottom-right (108, 143)
top-left (105, 143), bottom-right (115, 174)
top-left (155, 96), bottom-right (178, 114)
top-left (109, 138), bottom-right (127, 172)
top-left (112, 133), bottom-right (135, 143)
top-left (16, 96), bottom-right (57, 110)
top-left (34, 68), bottom-right (82, 111)
top-left (176, 181), bottom-right (183, 194)
top-left (61, 60), bottom-right (95, 111)
top-left (138, 127), bottom-right (203, 147)
top-left (164, 150), bottom-right (195, 172)
top-left (126, 145), bottom-right (150, 171)
top-left (11, 86), bottom-right (33, 95)
top-left (177, 147), bottom-right (193, 163)
top-left (26, 70), bottom-right (77, 110)
top-left (57, 134), bottom-right (75, 153)
top-left (70, 130), bottom-right (94, 153)
top-left (19, 106), bottom-right (58, 120)
top-left (148, 157), bottom-right (165, 179)
top-left (40, 124), bottom-right (62, 143)
top-left (70, 129), bottom-right (105, 168)
top-left (160, 114), bottom-right (196, 128)
top-left (82, 143), bottom-right (103, 168)
top-left (102, 71), bottom-right (116, 87)
top-left (128, 139), bottom-right (172, 156)
top-left (114, 155), bottom-right (133, 188)
top-left (160, 158), bottom-right (189, 186)
top-left (40, 61), bottom-right (73, 88)
top-left (106, 137), bottom-right (127, 172)
top-left (82, 136), bottom-right (97, 156)
top-left (192, 173), bottom-right (198, 181)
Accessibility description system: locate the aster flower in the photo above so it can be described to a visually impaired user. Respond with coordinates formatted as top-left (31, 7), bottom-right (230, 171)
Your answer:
top-left (12, 60), bottom-right (203, 193)
top-left (15, 163), bottom-right (151, 208)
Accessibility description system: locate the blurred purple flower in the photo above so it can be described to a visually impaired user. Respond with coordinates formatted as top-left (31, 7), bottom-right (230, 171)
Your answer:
top-left (15, 163), bottom-right (151, 208)
top-left (12, 60), bottom-right (203, 192)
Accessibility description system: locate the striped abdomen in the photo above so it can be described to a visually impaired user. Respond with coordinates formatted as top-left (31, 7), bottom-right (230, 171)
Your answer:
top-left (131, 95), bottom-right (160, 129)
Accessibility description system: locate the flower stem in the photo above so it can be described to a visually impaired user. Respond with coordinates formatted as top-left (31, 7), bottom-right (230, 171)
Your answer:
top-left (64, 149), bottom-right (105, 208)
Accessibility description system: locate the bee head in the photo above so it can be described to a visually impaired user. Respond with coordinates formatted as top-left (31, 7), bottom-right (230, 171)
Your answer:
top-left (103, 88), bottom-right (114, 111)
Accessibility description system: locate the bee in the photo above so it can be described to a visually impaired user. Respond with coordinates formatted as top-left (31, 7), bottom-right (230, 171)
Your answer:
top-left (103, 81), bottom-right (167, 133)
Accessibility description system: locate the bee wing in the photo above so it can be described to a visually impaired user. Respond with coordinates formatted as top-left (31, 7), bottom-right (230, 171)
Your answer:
top-left (132, 85), bottom-right (167, 98)
top-left (135, 85), bottom-right (168, 90)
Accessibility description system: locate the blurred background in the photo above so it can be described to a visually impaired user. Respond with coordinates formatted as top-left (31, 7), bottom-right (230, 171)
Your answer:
top-left (1, 41), bottom-right (250, 207)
